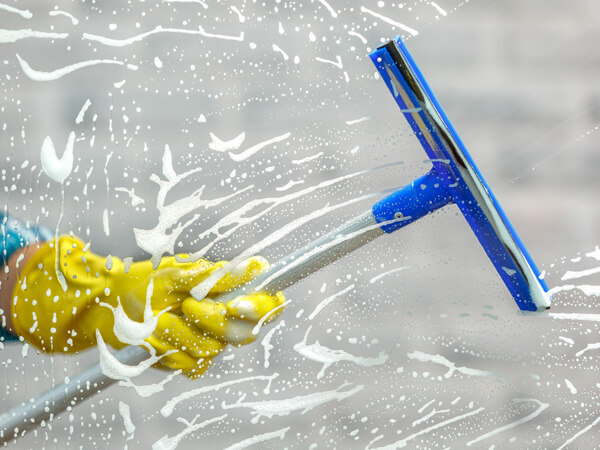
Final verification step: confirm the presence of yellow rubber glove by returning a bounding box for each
[11,235,284,379]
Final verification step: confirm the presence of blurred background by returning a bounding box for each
[1,0,599,448]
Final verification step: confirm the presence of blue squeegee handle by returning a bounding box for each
[372,169,453,233]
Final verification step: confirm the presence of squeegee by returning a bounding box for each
[0,37,551,441]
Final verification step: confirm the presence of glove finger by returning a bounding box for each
[226,292,285,323]
[181,297,256,345]
[183,358,213,380]
[154,312,225,359]
[209,257,270,294]
[145,335,200,372]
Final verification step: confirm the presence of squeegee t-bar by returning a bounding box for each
[0,37,551,442]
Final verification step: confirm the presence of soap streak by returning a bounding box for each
[407,350,501,379]
[75,99,92,124]
[369,407,485,449]
[0,3,32,19]
[466,399,549,446]
[575,342,600,357]
[209,132,245,151]
[316,0,338,18]
[370,265,412,284]
[348,30,367,44]
[261,320,286,368]
[49,10,79,25]
[83,25,243,47]
[16,54,135,81]
[228,132,291,161]
[223,427,290,450]
[160,373,279,417]
[561,266,600,281]
[0,29,66,43]
[221,382,363,424]
[164,0,208,7]
[412,408,450,427]
[360,6,419,36]
[557,414,600,450]
[293,326,388,379]
[308,284,355,320]
[152,415,227,450]
[292,152,323,165]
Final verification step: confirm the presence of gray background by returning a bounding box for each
[1,0,599,448]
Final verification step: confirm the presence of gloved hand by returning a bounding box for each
[11,235,284,379]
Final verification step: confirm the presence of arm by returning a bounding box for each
[0,246,37,334]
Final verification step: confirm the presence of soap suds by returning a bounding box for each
[209,132,245,152]
[221,382,363,423]
[223,427,290,450]
[294,326,388,379]
[0,29,67,43]
[40,132,75,184]
[161,373,279,417]
[83,26,244,47]
[17,54,136,81]
[119,401,136,434]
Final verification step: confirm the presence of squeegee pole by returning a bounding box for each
[0,208,392,442]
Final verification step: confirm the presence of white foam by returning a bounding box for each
[345,116,371,125]
[430,1,448,16]
[49,10,79,25]
[96,332,162,380]
[115,187,145,207]
[221,382,363,424]
[102,209,110,236]
[407,350,500,379]
[16,54,135,81]
[75,99,92,124]
[586,246,600,261]
[360,6,419,36]
[230,5,245,23]
[223,427,290,450]
[466,399,548,446]
[261,320,286,368]
[83,25,243,47]
[561,266,600,281]
[557,415,600,450]
[308,284,354,320]
[0,3,32,19]
[228,132,291,162]
[133,145,252,266]
[118,401,136,434]
[564,379,577,395]
[294,326,388,379]
[101,280,170,346]
[40,132,74,184]
[315,55,343,69]
[369,265,412,284]
[275,179,305,192]
[164,0,207,7]
[348,30,367,44]
[160,373,279,417]
[0,29,66,43]
[369,407,485,449]
[152,415,226,450]
[292,152,323,165]
[316,0,338,18]
[575,342,600,357]
[209,131,245,152]
[272,44,289,61]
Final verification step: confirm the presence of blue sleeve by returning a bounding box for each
[1,210,53,342]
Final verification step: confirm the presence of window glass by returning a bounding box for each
[0,0,598,448]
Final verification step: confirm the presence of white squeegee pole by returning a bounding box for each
[0,210,383,443]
